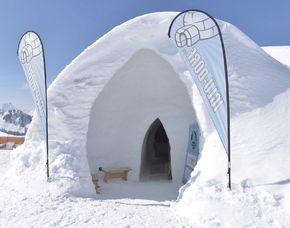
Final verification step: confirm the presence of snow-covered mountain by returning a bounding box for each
[0,103,32,136]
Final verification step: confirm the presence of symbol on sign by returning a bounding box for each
[175,11,219,47]
[20,32,42,64]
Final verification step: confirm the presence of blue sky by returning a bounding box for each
[0,0,290,112]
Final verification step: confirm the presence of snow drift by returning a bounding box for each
[6,11,290,219]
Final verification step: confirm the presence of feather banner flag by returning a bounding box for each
[168,10,231,188]
[17,31,49,178]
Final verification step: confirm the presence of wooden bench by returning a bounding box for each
[91,173,100,194]
[102,168,131,182]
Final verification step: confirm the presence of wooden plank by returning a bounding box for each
[102,167,131,182]
[0,137,25,145]
[91,173,100,194]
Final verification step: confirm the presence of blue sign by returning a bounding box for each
[183,123,200,184]
[169,10,230,155]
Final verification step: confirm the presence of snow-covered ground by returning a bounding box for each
[1,12,290,227]
[0,131,10,137]
[0,150,183,227]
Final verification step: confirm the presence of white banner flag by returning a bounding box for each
[17,31,49,178]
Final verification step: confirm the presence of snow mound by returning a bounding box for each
[263,46,290,67]
[6,11,290,222]
[177,88,290,226]
[222,23,290,114]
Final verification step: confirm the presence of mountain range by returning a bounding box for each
[0,103,32,136]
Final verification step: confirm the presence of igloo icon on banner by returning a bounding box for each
[20,32,42,64]
[175,12,219,47]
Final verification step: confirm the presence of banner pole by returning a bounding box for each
[45,71,49,180]
[41,37,50,180]
[218,24,231,190]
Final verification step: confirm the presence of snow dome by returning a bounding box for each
[14,12,290,199]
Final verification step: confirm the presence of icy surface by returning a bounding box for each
[0,12,290,227]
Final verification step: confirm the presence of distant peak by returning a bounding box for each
[2,102,15,112]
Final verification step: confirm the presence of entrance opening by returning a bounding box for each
[140,118,172,181]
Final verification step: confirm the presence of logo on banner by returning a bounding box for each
[20,33,42,64]
[175,12,223,112]
[175,12,219,47]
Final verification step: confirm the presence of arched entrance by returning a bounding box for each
[140,119,172,180]
[86,49,198,182]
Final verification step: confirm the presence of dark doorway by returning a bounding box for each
[140,119,172,180]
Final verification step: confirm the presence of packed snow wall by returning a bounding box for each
[12,12,290,197]
[87,49,197,181]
